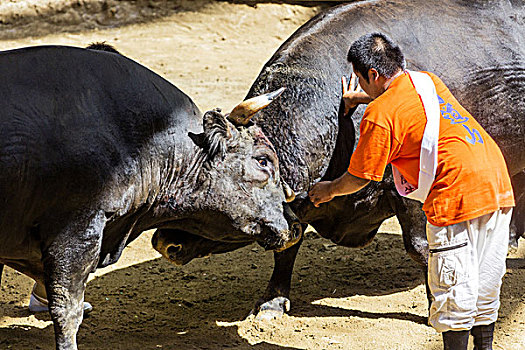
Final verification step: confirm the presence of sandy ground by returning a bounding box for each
[0,1,524,349]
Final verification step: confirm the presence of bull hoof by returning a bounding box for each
[251,297,290,321]
[29,292,93,315]
[509,241,519,255]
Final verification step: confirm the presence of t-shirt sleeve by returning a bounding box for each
[348,119,395,182]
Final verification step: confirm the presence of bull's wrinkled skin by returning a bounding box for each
[249,0,525,314]
[154,0,525,317]
[0,45,300,350]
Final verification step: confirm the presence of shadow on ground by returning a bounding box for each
[1,232,523,349]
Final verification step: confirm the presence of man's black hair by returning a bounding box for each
[347,32,405,83]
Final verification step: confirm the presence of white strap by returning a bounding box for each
[392,71,440,203]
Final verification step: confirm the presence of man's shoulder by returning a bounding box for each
[367,76,417,115]
[366,74,428,131]
[420,71,447,88]
[363,97,396,130]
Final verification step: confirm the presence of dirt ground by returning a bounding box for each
[0,1,524,349]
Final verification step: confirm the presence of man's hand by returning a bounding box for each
[342,73,372,115]
[309,172,371,207]
[309,181,334,207]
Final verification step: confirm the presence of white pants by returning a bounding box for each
[426,208,512,332]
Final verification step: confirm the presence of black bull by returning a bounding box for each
[0,45,301,350]
[154,0,525,315]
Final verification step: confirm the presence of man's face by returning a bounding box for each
[354,69,374,98]
[352,66,388,100]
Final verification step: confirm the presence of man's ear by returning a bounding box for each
[369,68,379,82]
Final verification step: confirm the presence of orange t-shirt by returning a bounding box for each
[348,71,515,226]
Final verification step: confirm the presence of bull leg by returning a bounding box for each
[0,263,3,286]
[400,214,433,318]
[423,270,433,323]
[252,226,305,320]
[510,172,524,252]
[41,210,105,350]
[394,198,428,266]
[390,195,433,318]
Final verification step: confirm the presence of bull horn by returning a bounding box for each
[228,87,286,126]
[282,178,296,203]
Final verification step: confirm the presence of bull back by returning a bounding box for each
[246,0,525,241]
[249,0,525,192]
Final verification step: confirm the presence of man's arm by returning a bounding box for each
[309,171,370,207]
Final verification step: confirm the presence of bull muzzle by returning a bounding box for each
[152,230,185,265]
[275,203,302,252]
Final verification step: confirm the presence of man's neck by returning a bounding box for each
[385,69,404,90]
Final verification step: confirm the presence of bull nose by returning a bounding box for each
[166,244,182,260]
[283,203,301,238]
[275,222,302,252]
[152,232,185,266]
[272,203,302,252]
[291,220,302,241]
[152,230,180,258]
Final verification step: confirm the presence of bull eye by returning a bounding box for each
[255,156,270,168]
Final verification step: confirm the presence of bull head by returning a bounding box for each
[188,87,296,204]
[189,87,287,162]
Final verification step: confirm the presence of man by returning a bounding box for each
[309,32,514,350]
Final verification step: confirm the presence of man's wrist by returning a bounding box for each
[357,92,372,104]
[328,178,340,198]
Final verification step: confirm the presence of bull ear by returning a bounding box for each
[188,132,206,149]
[190,108,231,160]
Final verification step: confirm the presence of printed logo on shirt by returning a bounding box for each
[399,172,417,194]
[438,95,484,145]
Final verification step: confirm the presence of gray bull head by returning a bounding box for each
[158,88,300,253]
